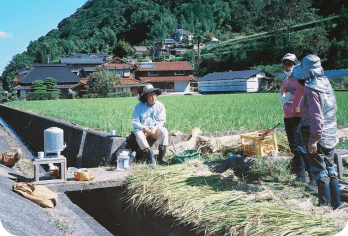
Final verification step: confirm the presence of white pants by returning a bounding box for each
[134,127,168,150]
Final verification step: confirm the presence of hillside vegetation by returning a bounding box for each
[2,0,348,88]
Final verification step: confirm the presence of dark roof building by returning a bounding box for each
[173,29,193,42]
[60,53,111,77]
[19,64,80,85]
[16,64,81,99]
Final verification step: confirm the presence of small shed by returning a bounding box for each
[132,46,148,56]
[198,70,274,93]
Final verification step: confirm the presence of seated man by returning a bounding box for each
[132,83,168,165]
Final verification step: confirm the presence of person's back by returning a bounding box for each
[293,54,341,209]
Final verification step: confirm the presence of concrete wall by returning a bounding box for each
[0,105,125,168]
[0,105,189,168]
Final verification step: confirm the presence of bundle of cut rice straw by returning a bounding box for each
[126,161,348,236]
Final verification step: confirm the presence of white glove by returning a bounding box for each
[280,92,292,104]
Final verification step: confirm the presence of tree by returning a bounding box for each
[0,88,8,103]
[292,27,331,57]
[45,77,60,99]
[204,32,213,43]
[89,69,123,97]
[262,0,316,43]
[31,80,46,93]
[112,41,134,58]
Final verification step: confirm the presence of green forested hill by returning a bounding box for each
[2,0,348,89]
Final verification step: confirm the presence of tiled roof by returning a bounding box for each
[139,75,196,82]
[122,78,141,84]
[100,57,134,68]
[174,29,193,36]
[102,63,132,68]
[60,57,105,64]
[133,46,148,52]
[19,64,80,85]
[136,61,193,71]
[165,39,177,44]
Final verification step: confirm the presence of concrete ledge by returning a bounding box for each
[0,105,189,168]
[45,167,130,193]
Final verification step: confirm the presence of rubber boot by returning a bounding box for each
[144,148,156,166]
[158,145,168,165]
[289,154,307,184]
[307,170,317,191]
[329,175,342,210]
[317,177,331,207]
[300,152,316,190]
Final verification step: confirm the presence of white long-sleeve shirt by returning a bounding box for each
[132,101,166,132]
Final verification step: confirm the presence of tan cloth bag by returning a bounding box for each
[74,171,95,181]
[12,182,58,208]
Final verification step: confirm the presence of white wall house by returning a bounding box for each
[198,70,274,93]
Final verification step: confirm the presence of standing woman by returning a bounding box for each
[292,54,341,209]
[280,53,308,183]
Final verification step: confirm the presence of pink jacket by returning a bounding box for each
[280,76,304,118]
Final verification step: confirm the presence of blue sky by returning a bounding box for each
[0,0,87,76]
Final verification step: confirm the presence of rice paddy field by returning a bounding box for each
[5,92,348,136]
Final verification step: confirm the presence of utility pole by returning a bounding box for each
[197,35,201,73]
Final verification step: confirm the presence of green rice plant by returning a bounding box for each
[337,139,348,149]
[6,92,348,136]
[126,161,348,236]
[276,133,292,156]
[247,156,293,182]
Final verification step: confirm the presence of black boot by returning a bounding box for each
[158,145,168,165]
[289,154,307,184]
[142,148,156,165]
[329,174,342,210]
[317,177,331,207]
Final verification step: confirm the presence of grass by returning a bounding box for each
[126,159,348,236]
[6,91,348,136]
[337,139,348,149]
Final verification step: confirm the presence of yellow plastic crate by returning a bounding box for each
[241,131,278,157]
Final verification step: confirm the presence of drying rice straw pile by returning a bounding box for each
[126,161,348,236]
